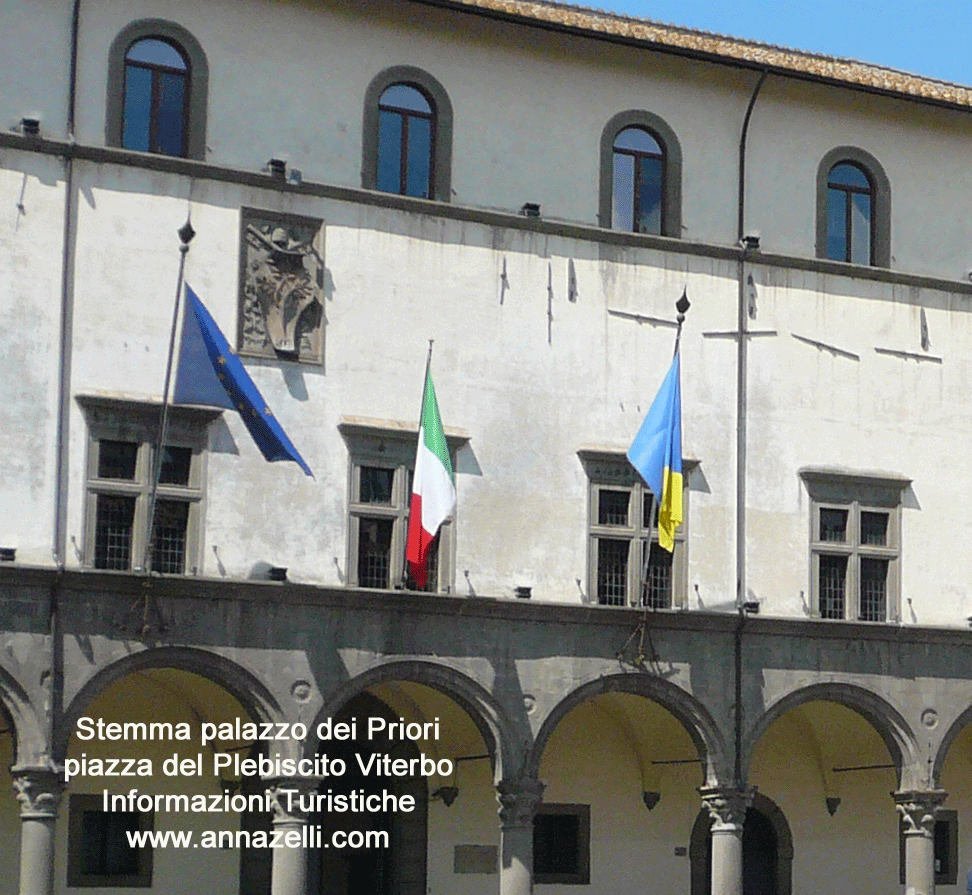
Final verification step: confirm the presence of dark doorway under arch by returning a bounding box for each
[313,692,428,895]
[690,792,793,895]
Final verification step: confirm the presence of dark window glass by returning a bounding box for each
[123,38,189,157]
[612,126,664,235]
[642,492,660,528]
[598,490,629,526]
[360,467,394,505]
[80,810,140,876]
[376,109,403,193]
[612,152,635,232]
[406,115,433,199]
[597,539,628,606]
[159,446,192,486]
[94,495,136,570]
[358,518,393,588]
[643,540,673,609]
[934,818,952,878]
[819,508,848,542]
[819,554,847,619]
[860,511,889,546]
[826,162,872,264]
[152,500,189,575]
[376,84,434,198]
[121,65,152,152]
[534,814,581,876]
[156,70,187,156]
[405,531,439,593]
[98,441,138,480]
[859,558,887,621]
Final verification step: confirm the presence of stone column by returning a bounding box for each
[699,786,752,895]
[895,790,947,895]
[496,776,544,895]
[267,778,317,895]
[12,767,65,895]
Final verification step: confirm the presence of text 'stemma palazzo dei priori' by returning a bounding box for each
[4,1,972,893]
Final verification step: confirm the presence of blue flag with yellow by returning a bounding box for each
[627,351,682,551]
[173,286,313,477]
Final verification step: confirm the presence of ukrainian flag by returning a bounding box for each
[627,352,683,551]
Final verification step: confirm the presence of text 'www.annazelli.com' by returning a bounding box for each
[126,827,390,850]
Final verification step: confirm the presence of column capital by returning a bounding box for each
[699,785,753,832]
[894,789,947,837]
[265,777,318,826]
[496,776,545,829]
[11,767,65,820]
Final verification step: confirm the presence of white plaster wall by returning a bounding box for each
[7,0,972,620]
[8,0,972,276]
[0,152,66,564]
[8,153,972,621]
[0,0,69,137]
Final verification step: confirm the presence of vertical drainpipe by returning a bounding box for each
[48,0,81,768]
[54,0,81,569]
[734,68,767,788]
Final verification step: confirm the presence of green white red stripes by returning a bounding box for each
[406,368,456,589]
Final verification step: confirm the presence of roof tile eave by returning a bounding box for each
[439,0,972,109]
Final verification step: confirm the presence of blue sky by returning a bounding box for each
[588,1,971,86]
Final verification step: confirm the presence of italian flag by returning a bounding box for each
[406,367,456,589]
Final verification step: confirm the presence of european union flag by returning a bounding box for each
[173,286,313,477]
[627,351,682,551]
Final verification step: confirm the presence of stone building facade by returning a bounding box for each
[3,1,972,893]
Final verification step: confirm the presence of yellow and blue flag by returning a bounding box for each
[627,351,682,551]
[173,286,313,476]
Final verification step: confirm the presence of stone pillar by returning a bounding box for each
[267,778,316,895]
[497,776,544,895]
[699,786,752,895]
[12,767,65,895]
[895,790,947,895]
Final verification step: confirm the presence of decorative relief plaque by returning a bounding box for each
[238,208,324,363]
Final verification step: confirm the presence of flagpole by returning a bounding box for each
[402,340,434,588]
[143,219,196,573]
[639,289,690,607]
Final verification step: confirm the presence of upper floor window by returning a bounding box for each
[816,147,890,267]
[801,469,909,622]
[123,38,189,156]
[106,20,209,160]
[582,452,687,609]
[377,84,434,198]
[341,422,458,593]
[600,110,682,238]
[79,397,215,575]
[826,162,872,264]
[362,66,453,202]
[612,127,664,234]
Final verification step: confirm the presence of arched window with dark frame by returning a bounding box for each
[826,162,873,264]
[362,66,453,203]
[122,38,189,157]
[599,110,682,238]
[376,84,434,199]
[106,20,209,161]
[612,126,665,235]
[816,146,891,267]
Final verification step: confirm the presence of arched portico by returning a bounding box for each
[55,645,283,762]
[528,672,730,785]
[310,658,516,780]
[742,681,918,789]
[525,673,730,895]
[311,659,520,895]
[745,683,930,895]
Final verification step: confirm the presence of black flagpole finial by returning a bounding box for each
[676,287,690,319]
[178,218,196,246]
